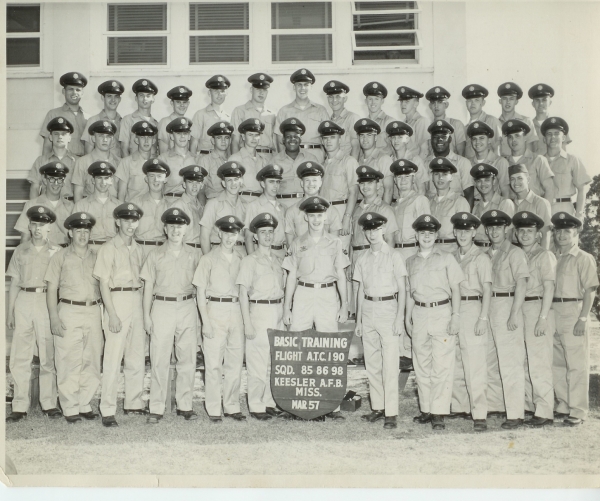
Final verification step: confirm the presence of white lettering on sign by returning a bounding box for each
[275,351,302,361]
[274,365,294,375]
[302,337,348,349]
[274,336,298,347]
[295,387,321,397]
[274,377,316,387]
[291,400,320,410]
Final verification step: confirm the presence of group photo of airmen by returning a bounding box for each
[5,68,598,433]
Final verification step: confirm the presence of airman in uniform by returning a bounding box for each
[387,121,428,196]
[406,214,464,430]
[363,82,395,154]
[462,84,502,160]
[528,84,572,155]
[396,86,429,158]
[324,80,360,159]
[169,165,207,251]
[354,212,406,430]
[82,80,124,158]
[6,206,61,423]
[119,79,159,157]
[552,212,599,426]
[497,82,538,156]
[355,118,394,203]
[93,203,146,427]
[141,208,201,424]
[237,213,286,420]
[194,215,246,422]
[45,212,103,423]
[198,121,235,200]
[158,86,193,154]
[158,117,198,199]
[425,86,466,157]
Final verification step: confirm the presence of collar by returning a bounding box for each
[98,109,122,121]
[36,193,65,207]
[396,189,417,201]
[325,148,345,162]
[291,99,317,111]
[258,194,281,209]
[181,192,199,206]
[556,243,582,258]
[86,190,116,203]
[141,191,165,203]
[244,100,272,114]
[166,148,192,158]
[547,149,568,160]
[112,232,138,249]
[331,108,349,121]
[132,109,153,120]
[359,196,384,209]
[468,110,488,124]
[370,109,388,122]
[299,229,335,246]
[405,110,422,123]
[524,242,544,259]
[498,238,514,255]
[417,246,443,258]
[158,241,194,257]
[210,149,228,160]
[65,244,94,260]
[46,150,75,162]
[454,242,480,260]
[216,190,239,205]
[23,240,56,253]
[61,102,83,113]
[370,241,391,255]
[499,112,525,123]
[510,149,534,161]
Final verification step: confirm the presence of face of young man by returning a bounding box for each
[172,99,190,116]
[135,134,157,153]
[49,130,72,149]
[29,221,51,243]
[516,226,538,247]
[102,93,121,112]
[165,223,187,243]
[136,92,155,111]
[301,175,322,196]
[306,211,326,231]
[532,96,551,115]
[365,96,384,114]
[251,87,268,104]
[43,175,64,197]
[92,132,114,152]
[474,175,495,197]
[470,134,490,155]
[327,93,346,113]
[390,134,410,151]
[554,227,578,248]
[507,131,526,152]
[394,173,413,192]
[432,171,452,191]
[321,134,341,153]
[261,178,281,198]
[69,227,91,248]
[485,224,508,244]
[365,225,385,245]
[454,227,476,247]
[417,230,436,250]
[209,88,228,106]
[242,131,261,149]
[358,179,378,199]
[183,179,203,197]
[431,132,452,155]
[92,175,112,195]
[500,95,518,114]
[256,226,274,248]
[429,100,448,118]
[283,130,301,154]
[222,176,242,195]
[63,85,83,105]
[543,129,564,150]
[172,131,190,149]
[509,172,529,195]
[358,133,377,151]
[219,229,240,249]
[116,217,138,238]
[399,98,418,116]
[294,82,311,100]
[145,172,167,193]
[466,97,484,116]
[212,134,231,152]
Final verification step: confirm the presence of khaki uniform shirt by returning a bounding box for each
[406,247,465,302]
[546,150,591,200]
[244,195,287,246]
[487,239,530,293]
[197,150,228,199]
[141,243,199,296]
[553,245,599,299]
[114,151,152,201]
[369,109,396,153]
[353,241,407,297]
[236,250,285,301]
[71,149,120,198]
[199,191,246,245]
[45,245,100,302]
[157,112,180,151]
[157,149,198,195]
[7,241,61,288]
[321,149,359,202]
[428,191,470,239]
[170,193,204,245]
[193,245,241,298]
[271,149,318,196]
[393,191,431,244]
[28,151,76,198]
[231,101,276,151]
[405,111,429,158]
[330,108,360,156]
[81,110,123,159]
[92,233,144,289]
[284,196,342,239]
[73,192,120,241]
[275,100,330,145]
[130,192,170,242]
[15,194,74,246]
[40,103,87,156]
[227,148,270,193]
[513,190,552,229]
[452,244,492,297]
[524,243,556,297]
[191,105,231,153]
[119,110,159,157]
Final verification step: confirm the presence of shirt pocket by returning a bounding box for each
[297,248,316,277]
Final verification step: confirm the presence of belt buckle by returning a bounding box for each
[85,300,92,306]
[36,287,43,293]
[373,296,381,302]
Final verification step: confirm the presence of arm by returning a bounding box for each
[244,229,256,255]
[540,226,551,250]
[574,182,590,219]
[142,280,154,336]
[507,277,527,330]
[463,186,475,210]
[20,231,31,244]
[200,225,212,256]
[47,282,65,337]
[29,182,41,200]
[231,133,242,154]
[239,285,256,340]
[541,176,555,205]
[535,280,555,337]
[340,184,359,236]
[275,134,284,154]
[42,137,53,156]
[100,278,122,333]
[355,282,364,337]
[195,282,214,338]
[455,141,466,157]
[84,141,94,155]
[283,267,297,326]
[574,287,597,336]
[335,262,348,324]
[383,176,394,205]
[475,281,491,336]
[6,279,20,330]
[448,281,461,335]
[117,178,127,201]
[350,138,360,160]
[74,185,84,203]
[189,137,199,156]
[393,274,406,336]
[285,232,295,248]
[405,276,414,337]
[120,141,130,158]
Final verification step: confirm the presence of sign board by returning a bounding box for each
[268,329,353,420]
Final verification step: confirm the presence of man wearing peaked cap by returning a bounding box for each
[41,73,87,157]
[158,117,197,198]
[236,211,286,420]
[275,69,329,163]
[199,121,235,200]
[397,86,429,158]
[405,213,465,430]
[541,117,590,217]
[191,75,232,157]
[482,207,530,429]
[498,83,538,157]
[93,201,146,427]
[170,166,208,252]
[355,119,394,203]
[529,84,572,155]
[158,86,193,154]
[387,121,428,197]
[353,211,406,430]
[6,205,62,423]
[551,210,598,426]
[426,86,467,157]
[193,214,246,422]
[44,210,103,424]
[140,206,201,425]
[323,80,360,160]
[231,74,276,159]
[462,84,502,161]
[511,210,557,428]
[120,79,159,158]
[361,82,395,154]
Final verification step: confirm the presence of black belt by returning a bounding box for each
[461,295,481,301]
[300,144,322,150]
[136,240,164,246]
[208,296,239,303]
[352,245,370,251]
[63,196,74,201]
[330,199,348,206]
[211,241,244,246]
[165,193,183,198]
[365,294,397,302]
[553,297,582,303]
[492,292,514,298]
[21,287,47,293]
[554,197,572,203]
[271,244,285,250]
[239,191,261,197]
[435,238,457,244]
[186,242,202,249]
[59,243,69,248]
[298,281,335,289]
[256,147,273,153]
[474,241,492,247]
[88,240,107,245]
[59,298,102,306]
[198,150,211,155]
[277,193,304,199]
[110,287,141,292]
[415,299,450,308]
[525,296,543,302]
[395,242,418,248]
[154,294,195,302]
[250,298,283,304]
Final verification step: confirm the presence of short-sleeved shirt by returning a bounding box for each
[92,232,144,288]
[392,191,431,244]
[367,110,396,153]
[487,238,530,293]
[472,193,515,243]
[81,110,123,159]
[470,149,510,196]
[330,108,360,156]
[197,150,229,199]
[28,151,76,198]
[405,111,430,157]
[275,100,330,145]
[406,247,465,302]
[72,192,120,241]
[169,193,204,245]
[321,149,359,202]
[523,243,557,296]
[236,250,285,301]
[6,241,61,288]
[553,245,599,299]
[425,151,474,196]
[351,197,397,250]
[191,105,231,152]
[282,231,350,283]
[505,150,554,199]
[452,244,492,297]
[513,190,552,229]
[114,151,152,201]
[358,148,393,179]
[533,118,572,156]
[157,149,197,195]
[424,116,467,157]
[119,110,158,157]
[15,194,74,246]
[71,149,120,198]
[465,111,502,160]
[199,191,246,245]
[140,242,200,296]
[244,195,287,246]
[546,150,591,199]
[271,149,318,196]
[157,112,180,150]
[130,192,170,242]
[428,191,470,239]
[227,148,270,193]
[193,245,241,298]
[353,241,407,297]
[44,245,100,302]
[284,196,342,239]
[499,113,538,157]
[40,103,87,156]
[390,150,428,198]
[231,101,276,151]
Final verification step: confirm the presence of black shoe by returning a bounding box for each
[326,411,345,421]
[347,358,357,366]
[554,411,569,420]
[79,411,99,420]
[42,408,62,419]
[563,417,584,427]
[224,412,246,421]
[124,408,149,416]
[250,412,272,421]
[6,411,26,423]
[65,415,82,424]
[102,416,119,427]
[400,356,413,371]
[177,410,198,421]
[413,412,432,424]
[146,413,163,424]
[473,419,487,432]
[488,411,507,419]
[279,411,296,420]
[525,410,535,418]
[447,412,471,420]
[431,414,445,430]
[265,407,283,417]
[208,415,222,423]
[383,416,397,429]
[361,410,385,423]
[501,418,523,430]
[524,416,553,428]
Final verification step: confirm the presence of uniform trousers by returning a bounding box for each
[290,284,339,333]
[489,296,525,419]
[149,299,198,415]
[328,202,353,316]
[55,302,103,417]
[203,301,245,416]
[395,245,419,359]
[246,303,282,413]
[9,292,58,412]
[553,301,589,420]
[361,299,400,416]
[451,300,489,419]
[523,301,555,419]
[411,303,456,415]
[99,290,145,417]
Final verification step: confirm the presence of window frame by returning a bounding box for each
[6,3,48,75]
